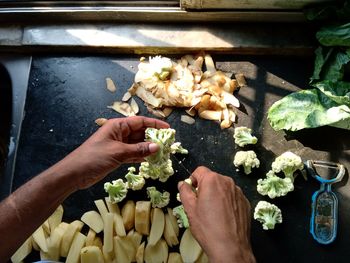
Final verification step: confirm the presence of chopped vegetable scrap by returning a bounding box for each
[129,54,243,129]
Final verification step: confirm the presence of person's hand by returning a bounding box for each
[53,116,169,189]
[178,166,255,263]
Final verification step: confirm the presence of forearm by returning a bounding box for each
[0,161,78,261]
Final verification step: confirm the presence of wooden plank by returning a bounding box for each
[181,0,331,10]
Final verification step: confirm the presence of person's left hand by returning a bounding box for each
[52,116,169,189]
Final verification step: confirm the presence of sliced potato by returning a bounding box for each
[130,230,143,250]
[93,237,103,250]
[47,226,65,261]
[204,54,216,74]
[60,222,80,257]
[106,77,117,92]
[130,98,139,114]
[105,197,121,214]
[136,241,145,263]
[11,236,32,263]
[135,201,151,235]
[164,213,179,247]
[33,226,48,253]
[196,251,209,263]
[103,213,114,254]
[66,232,86,263]
[181,115,195,125]
[113,236,132,263]
[180,229,202,263]
[85,228,96,247]
[114,213,126,237]
[71,220,84,232]
[94,199,109,222]
[144,239,168,263]
[166,208,179,237]
[122,200,135,231]
[80,246,104,263]
[108,101,135,117]
[149,208,165,246]
[42,220,50,236]
[48,205,64,233]
[122,91,132,102]
[168,252,183,263]
[199,110,222,121]
[81,211,104,233]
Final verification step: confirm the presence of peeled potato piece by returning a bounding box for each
[180,229,202,263]
[80,246,104,263]
[135,201,151,235]
[149,208,165,246]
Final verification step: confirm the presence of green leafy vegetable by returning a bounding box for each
[268,81,350,131]
[268,1,350,131]
[310,47,334,83]
[316,22,350,47]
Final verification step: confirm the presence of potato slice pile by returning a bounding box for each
[11,198,208,263]
[127,53,245,129]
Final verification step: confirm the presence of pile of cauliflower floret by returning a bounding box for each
[232,126,305,230]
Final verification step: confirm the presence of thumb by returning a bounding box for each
[178,181,197,212]
[120,142,159,162]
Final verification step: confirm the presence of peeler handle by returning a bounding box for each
[310,184,338,245]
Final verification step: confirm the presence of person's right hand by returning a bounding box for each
[178,166,255,263]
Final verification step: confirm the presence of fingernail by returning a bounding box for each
[148,143,159,153]
[177,181,184,190]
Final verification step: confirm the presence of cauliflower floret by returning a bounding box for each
[146,186,170,208]
[139,160,174,182]
[257,170,294,199]
[141,128,186,182]
[125,167,145,191]
[173,205,189,228]
[254,201,282,230]
[271,151,304,182]
[233,150,260,175]
[170,142,188,154]
[233,126,258,147]
[104,179,128,203]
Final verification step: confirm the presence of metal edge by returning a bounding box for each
[0,8,306,23]
[0,56,32,199]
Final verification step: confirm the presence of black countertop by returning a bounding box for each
[11,55,350,262]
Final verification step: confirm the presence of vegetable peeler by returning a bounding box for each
[304,160,345,245]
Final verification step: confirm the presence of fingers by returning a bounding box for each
[178,181,197,213]
[117,142,159,163]
[125,116,170,131]
[190,166,213,187]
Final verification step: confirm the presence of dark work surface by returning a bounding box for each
[12,55,350,262]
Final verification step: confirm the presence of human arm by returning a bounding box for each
[178,166,255,263]
[0,116,169,261]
